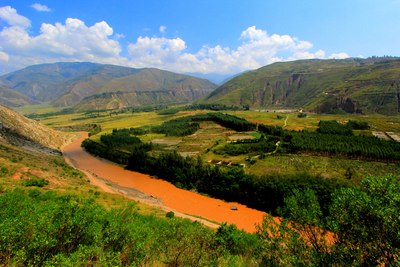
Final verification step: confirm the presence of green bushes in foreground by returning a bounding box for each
[259,175,400,266]
[0,189,259,266]
[1,176,397,266]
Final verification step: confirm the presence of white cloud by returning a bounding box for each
[128,36,186,67]
[0,7,350,75]
[328,52,350,59]
[0,15,122,73]
[159,25,167,34]
[31,3,51,12]
[0,6,31,28]
[0,51,9,61]
[125,26,348,74]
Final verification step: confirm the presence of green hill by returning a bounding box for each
[0,62,216,109]
[202,58,400,114]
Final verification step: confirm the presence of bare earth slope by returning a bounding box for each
[0,104,67,152]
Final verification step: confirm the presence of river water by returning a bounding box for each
[62,133,266,232]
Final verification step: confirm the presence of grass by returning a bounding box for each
[27,108,400,182]
[15,103,63,115]
[0,139,166,218]
[244,155,400,182]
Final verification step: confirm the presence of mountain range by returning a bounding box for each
[0,62,216,110]
[202,57,400,114]
[1,58,400,114]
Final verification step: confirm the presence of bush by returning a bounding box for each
[166,211,175,218]
[318,120,353,135]
[0,189,262,266]
[0,166,8,176]
[22,178,49,187]
[297,113,307,118]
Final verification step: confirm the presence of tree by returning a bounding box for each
[329,175,400,266]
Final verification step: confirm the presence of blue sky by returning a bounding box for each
[0,0,399,75]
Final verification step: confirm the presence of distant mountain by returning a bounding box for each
[0,86,37,107]
[75,69,215,111]
[202,58,400,114]
[0,104,67,153]
[0,62,217,110]
[184,72,235,85]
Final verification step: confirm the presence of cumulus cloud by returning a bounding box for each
[0,6,31,28]
[128,36,186,67]
[0,8,123,72]
[126,26,348,74]
[31,3,51,12]
[0,7,349,75]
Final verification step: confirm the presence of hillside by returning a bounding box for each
[0,62,216,109]
[202,58,400,114]
[0,86,37,107]
[0,104,67,152]
[75,69,215,110]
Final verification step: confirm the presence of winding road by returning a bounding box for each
[62,133,267,232]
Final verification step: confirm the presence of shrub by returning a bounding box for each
[22,178,49,187]
[166,211,175,218]
[0,166,8,176]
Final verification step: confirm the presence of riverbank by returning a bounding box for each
[62,132,266,232]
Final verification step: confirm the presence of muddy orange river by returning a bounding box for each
[62,133,266,232]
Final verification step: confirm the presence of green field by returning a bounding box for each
[28,107,400,181]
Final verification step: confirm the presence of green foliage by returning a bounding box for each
[257,214,316,266]
[131,112,256,137]
[127,149,350,214]
[165,211,175,218]
[0,189,262,266]
[258,124,285,137]
[329,175,400,266]
[347,120,370,130]
[100,131,141,149]
[256,175,400,266]
[152,119,200,136]
[22,178,49,187]
[0,166,8,177]
[185,103,246,111]
[216,223,261,256]
[297,112,307,118]
[318,120,353,135]
[290,131,400,161]
[215,139,276,156]
[26,108,74,119]
[81,139,133,165]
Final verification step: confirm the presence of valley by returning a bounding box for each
[31,107,400,182]
[2,0,400,264]
[1,58,399,266]
[62,132,266,232]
